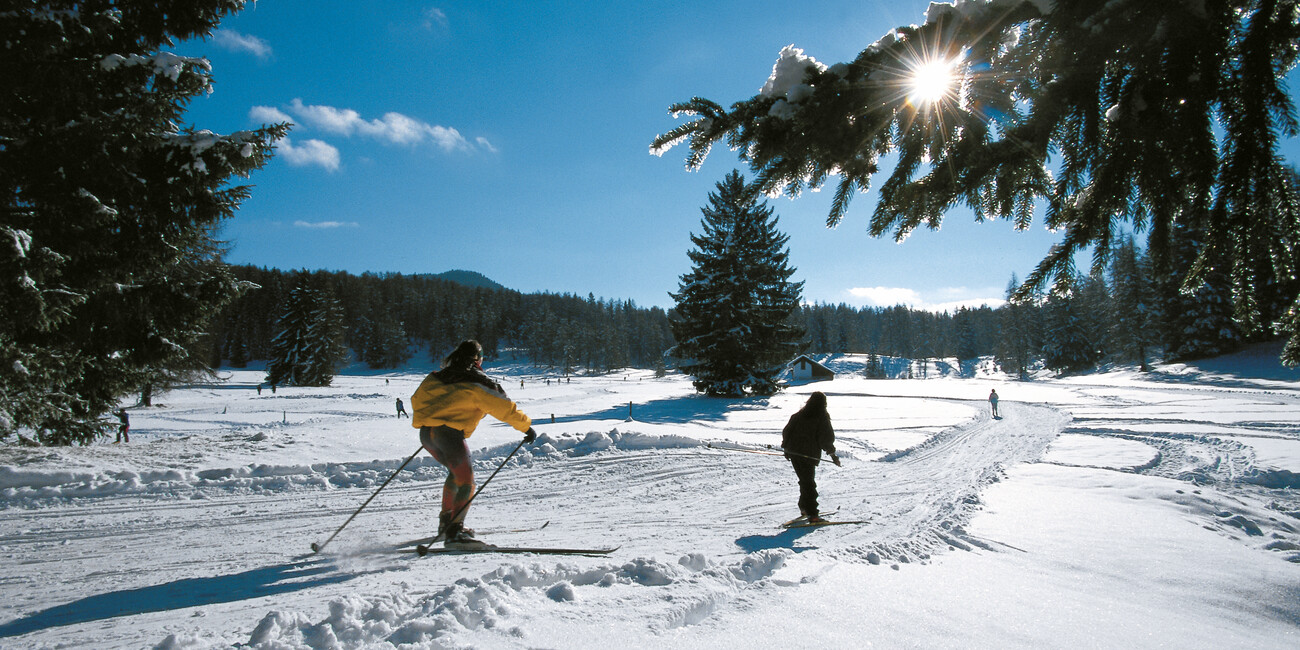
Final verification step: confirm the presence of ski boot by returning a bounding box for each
[439,515,479,547]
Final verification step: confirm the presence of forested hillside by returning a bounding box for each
[209,234,1271,381]
[207,265,675,374]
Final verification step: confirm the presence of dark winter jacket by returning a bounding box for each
[781,407,835,465]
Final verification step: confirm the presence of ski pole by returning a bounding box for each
[311,445,423,554]
[417,435,530,554]
[705,442,830,464]
[764,444,836,464]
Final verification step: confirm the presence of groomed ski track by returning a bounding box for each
[0,390,1068,648]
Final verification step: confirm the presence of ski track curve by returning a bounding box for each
[1044,379,1300,566]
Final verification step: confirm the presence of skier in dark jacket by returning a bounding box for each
[780,391,840,522]
[411,340,536,544]
[114,408,130,443]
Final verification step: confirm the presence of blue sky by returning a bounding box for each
[183,0,1300,311]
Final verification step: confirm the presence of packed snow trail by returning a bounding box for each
[1,363,1297,648]
[0,393,1065,648]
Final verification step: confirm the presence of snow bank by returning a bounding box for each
[237,549,789,648]
[0,429,704,507]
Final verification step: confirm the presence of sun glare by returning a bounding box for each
[908,58,956,105]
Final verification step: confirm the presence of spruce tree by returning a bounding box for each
[954,307,979,376]
[654,0,1300,364]
[0,1,285,443]
[1041,286,1099,375]
[1076,270,1113,360]
[670,170,805,396]
[865,352,886,379]
[996,275,1039,379]
[1108,236,1155,369]
[267,286,347,387]
[1162,220,1241,360]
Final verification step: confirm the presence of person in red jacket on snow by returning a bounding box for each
[411,340,536,544]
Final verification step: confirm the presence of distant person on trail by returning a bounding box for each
[115,408,130,443]
[989,389,1000,418]
[395,398,407,418]
[410,340,537,544]
[780,391,840,523]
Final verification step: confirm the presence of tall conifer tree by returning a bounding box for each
[0,1,285,443]
[654,0,1300,365]
[1108,236,1155,369]
[1041,286,1099,374]
[266,286,347,387]
[670,170,805,396]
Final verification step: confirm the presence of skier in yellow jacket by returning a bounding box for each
[411,340,536,543]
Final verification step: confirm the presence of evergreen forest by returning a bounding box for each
[211,227,1259,383]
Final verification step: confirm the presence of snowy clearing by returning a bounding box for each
[1,350,1298,648]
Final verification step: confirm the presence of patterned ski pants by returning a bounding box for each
[420,425,475,522]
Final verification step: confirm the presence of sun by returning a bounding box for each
[908,57,958,105]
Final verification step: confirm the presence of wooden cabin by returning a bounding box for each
[790,355,834,382]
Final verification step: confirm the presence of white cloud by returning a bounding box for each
[476,136,498,153]
[212,30,272,59]
[286,99,470,150]
[250,105,293,124]
[275,137,340,171]
[422,7,449,30]
[847,286,1004,312]
[849,286,923,307]
[293,220,360,229]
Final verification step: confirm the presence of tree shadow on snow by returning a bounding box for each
[549,394,770,426]
[0,557,352,638]
[734,527,819,554]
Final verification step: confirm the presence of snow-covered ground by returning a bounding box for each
[1,348,1298,649]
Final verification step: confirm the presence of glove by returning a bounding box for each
[831,453,842,467]
[523,428,537,444]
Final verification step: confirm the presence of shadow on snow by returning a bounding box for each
[549,394,776,426]
[0,558,352,638]
[734,526,819,554]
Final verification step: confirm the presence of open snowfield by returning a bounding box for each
[1,349,1298,649]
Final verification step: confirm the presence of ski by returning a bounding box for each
[393,521,550,550]
[778,509,840,528]
[406,542,617,557]
[781,519,869,529]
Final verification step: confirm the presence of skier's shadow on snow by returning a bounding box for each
[734,527,819,554]
[0,558,351,638]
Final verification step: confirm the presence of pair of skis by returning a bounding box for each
[407,541,618,557]
[779,512,870,529]
[393,522,617,557]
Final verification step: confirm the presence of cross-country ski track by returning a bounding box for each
[1,362,1298,648]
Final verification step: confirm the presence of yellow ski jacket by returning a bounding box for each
[410,372,531,437]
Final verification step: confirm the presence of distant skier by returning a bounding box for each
[395,398,408,418]
[114,408,130,443]
[780,391,840,523]
[989,389,1000,418]
[411,340,537,544]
